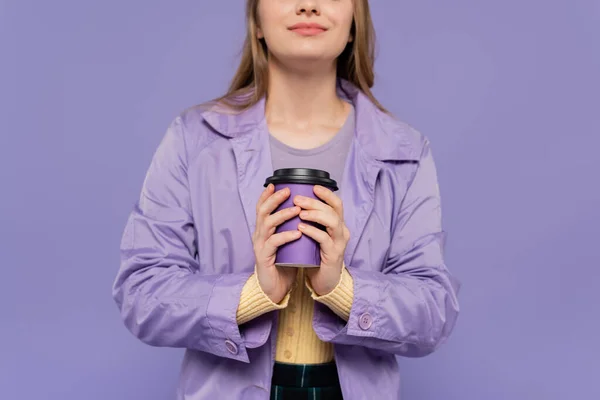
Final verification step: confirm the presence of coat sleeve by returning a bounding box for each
[311,140,460,357]
[112,117,272,363]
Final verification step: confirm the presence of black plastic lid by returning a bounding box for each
[264,168,338,191]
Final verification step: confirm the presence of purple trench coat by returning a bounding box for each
[113,80,460,399]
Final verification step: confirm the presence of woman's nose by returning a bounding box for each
[296,0,321,16]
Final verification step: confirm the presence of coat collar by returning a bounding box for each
[201,79,422,162]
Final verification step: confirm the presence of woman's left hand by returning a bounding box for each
[294,185,350,296]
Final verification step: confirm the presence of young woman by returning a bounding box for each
[113,0,460,399]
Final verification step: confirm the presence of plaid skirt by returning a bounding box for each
[270,361,343,400]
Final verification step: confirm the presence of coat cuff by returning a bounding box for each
[236,270,290,325]
[306,266,354,321]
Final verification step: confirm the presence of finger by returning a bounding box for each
[264,206,301,231]
[255,184,275,227]
[313,185,343,217]
[293,194,329,212]
[258,187,290,219]
[298,223,333,248]
[256,184,274,212]
[299,209,339,232]
[343,225,351,242]
[264,229,302,254]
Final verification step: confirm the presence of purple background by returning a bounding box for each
[1,1,599,399]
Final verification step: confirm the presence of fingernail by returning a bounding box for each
[298,223,306,230]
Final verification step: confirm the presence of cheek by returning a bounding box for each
[325,6,355,41]
[257,1,294,36]
[331,21,354,49]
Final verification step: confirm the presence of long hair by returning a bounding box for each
[213,0,386,113]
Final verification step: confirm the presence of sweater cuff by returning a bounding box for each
[236,271,290,325]
[306,266,354,321]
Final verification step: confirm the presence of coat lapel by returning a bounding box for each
[202,97,274,238]
[336,80,420,266]
[341,140,382,266]
[231,119,273,236]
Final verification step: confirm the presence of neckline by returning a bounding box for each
[269,105,355,157]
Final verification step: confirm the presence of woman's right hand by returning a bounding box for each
[252,184,302,304]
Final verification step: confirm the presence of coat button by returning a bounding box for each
[358,313,373,330]
[225,340,238,355]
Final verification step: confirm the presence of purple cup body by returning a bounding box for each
[273,183,323,268]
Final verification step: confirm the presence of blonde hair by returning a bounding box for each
[213,0,386,113]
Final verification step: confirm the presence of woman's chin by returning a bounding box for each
[273,52,338,70]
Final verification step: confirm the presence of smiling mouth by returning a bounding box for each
[288,23,327,36]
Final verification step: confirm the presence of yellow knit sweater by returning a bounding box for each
[236,266,354,364]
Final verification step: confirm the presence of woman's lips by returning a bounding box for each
[289,23,327,36]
